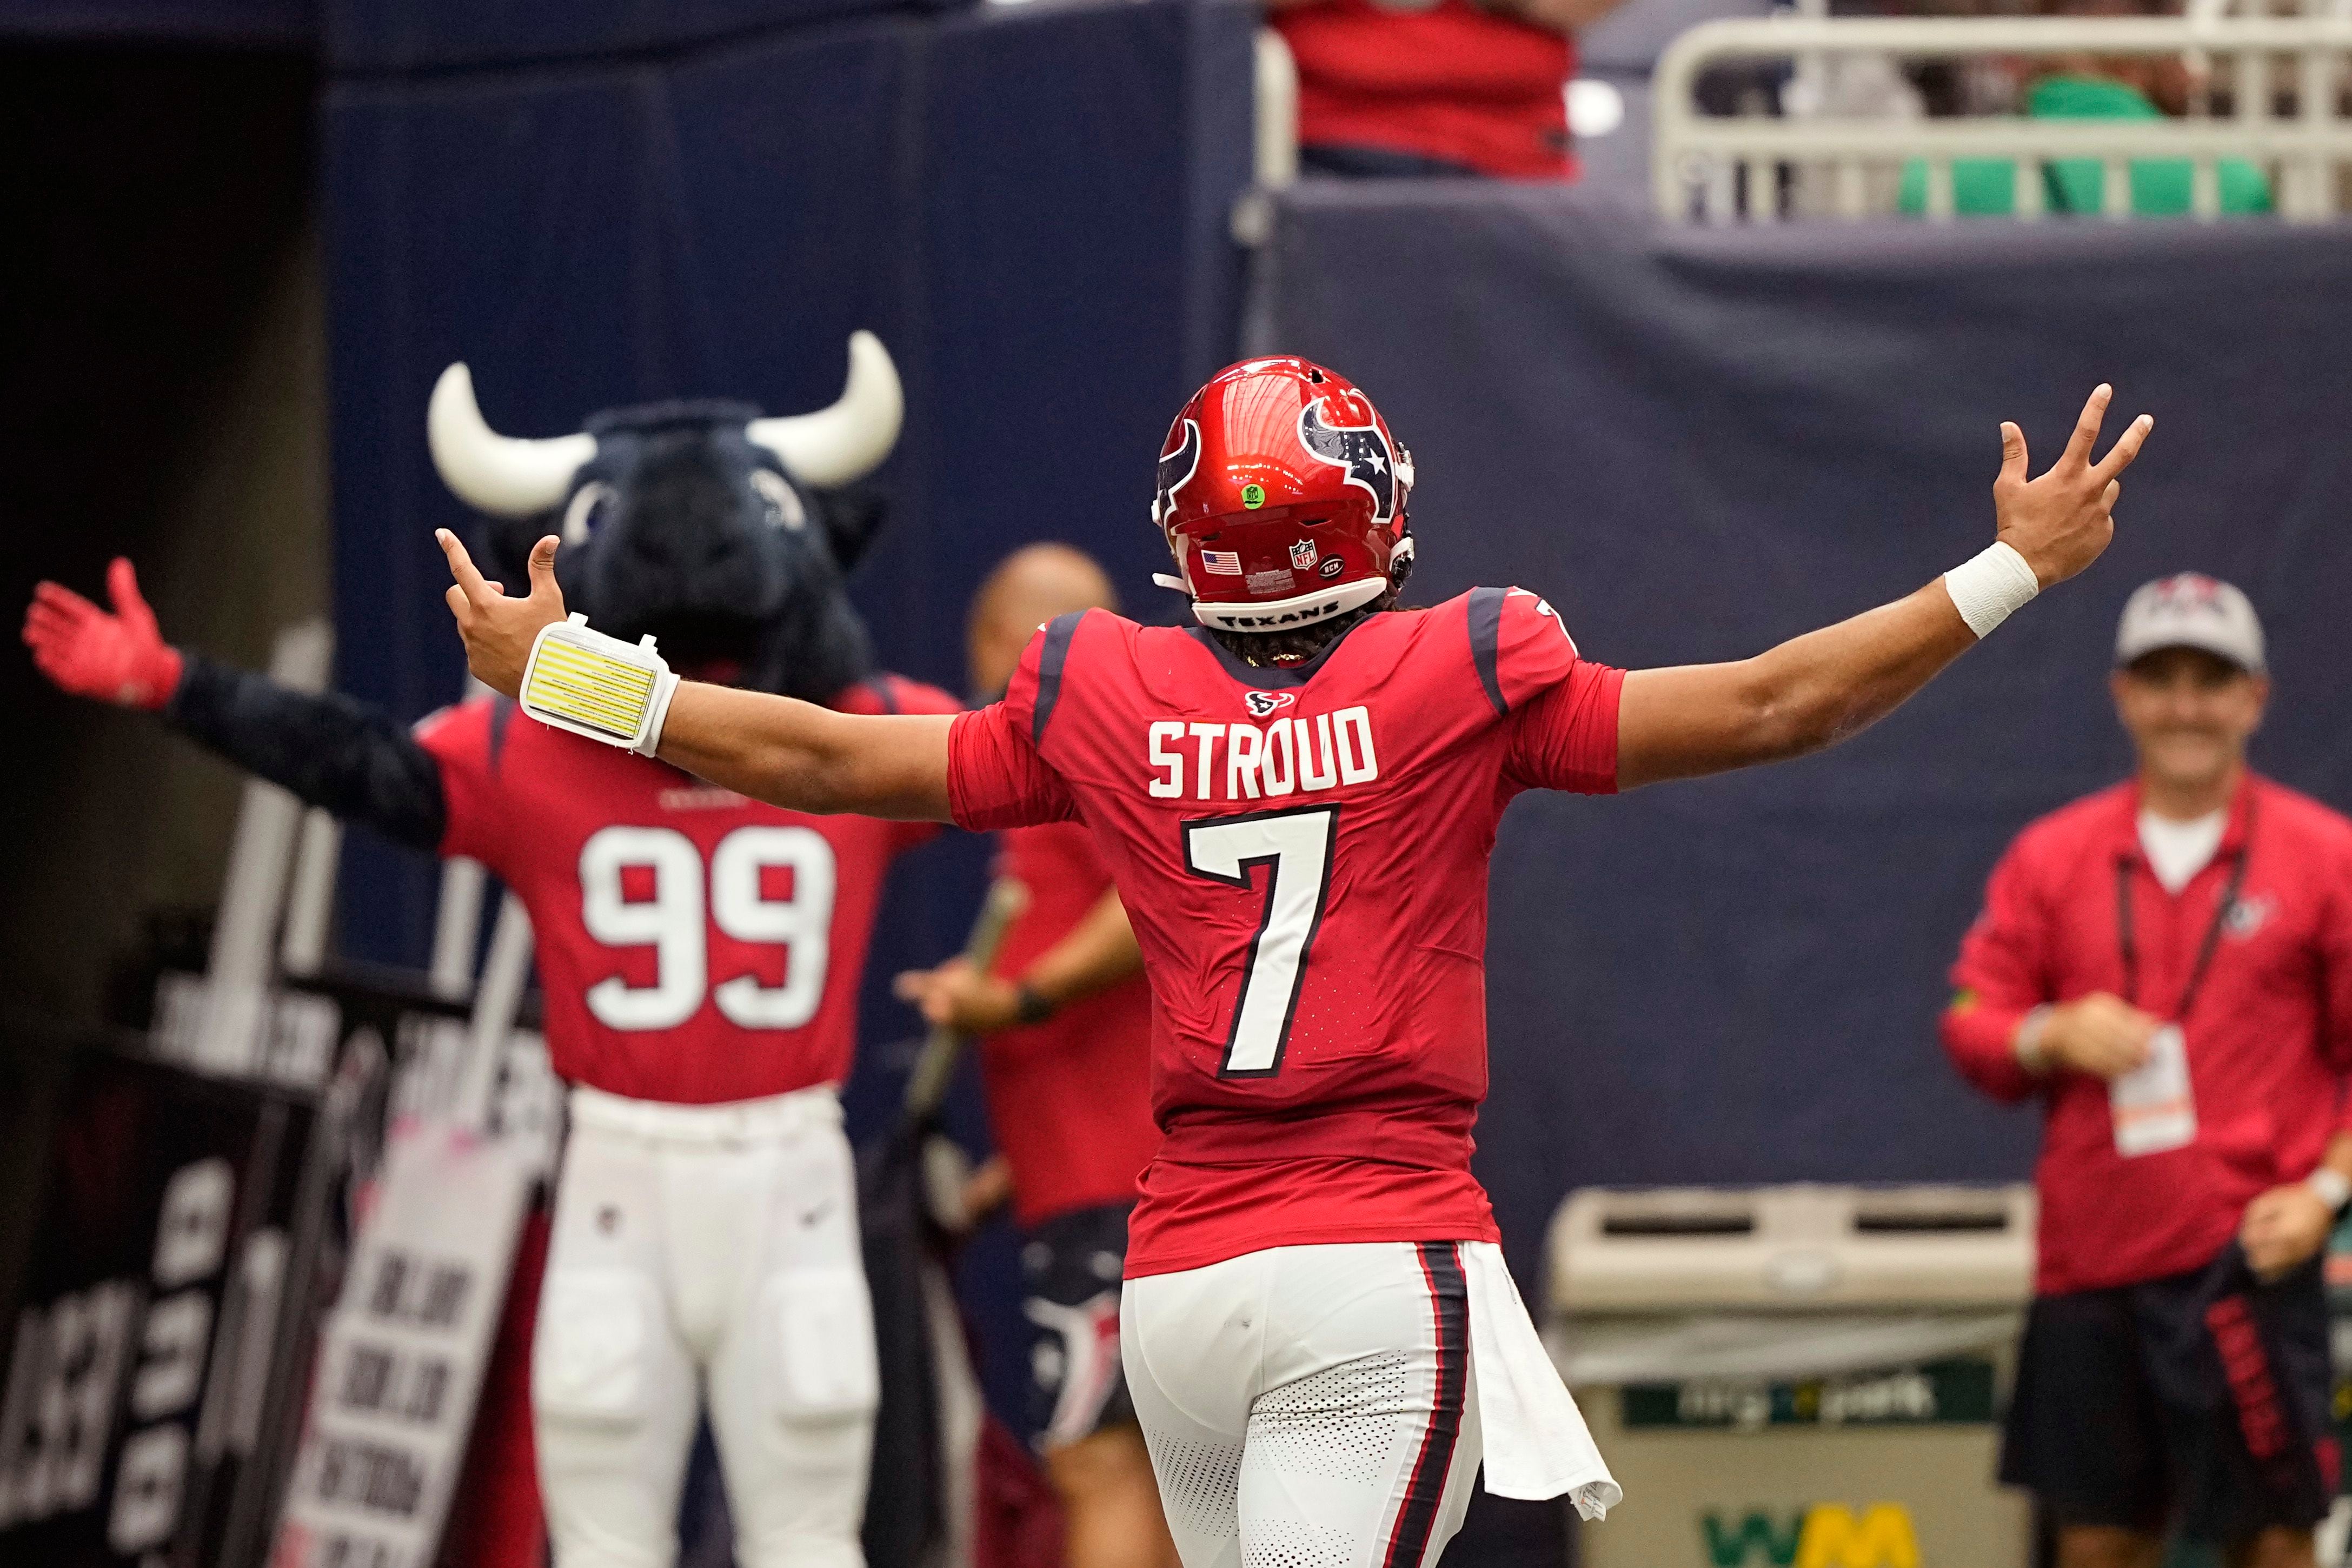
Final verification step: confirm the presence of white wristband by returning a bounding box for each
[634,668,681,758]
[2306,1166,2351,1213]
[1943,541,2041,639]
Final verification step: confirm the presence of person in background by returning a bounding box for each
[1944,575,2352,1568]
[894,544,1175,1568]
[1899,0,2271,217]
[1268,0,1632,180]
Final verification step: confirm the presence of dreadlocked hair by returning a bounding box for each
[1208,562,1410,669]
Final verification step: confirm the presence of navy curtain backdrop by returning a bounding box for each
[1257,184,2352,1280]
[322,0,1257,995]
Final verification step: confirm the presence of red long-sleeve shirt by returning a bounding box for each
[1943,774,2352,1294]
[979,822,1160,1230]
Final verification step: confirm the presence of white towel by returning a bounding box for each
[1460,1241,1622,1521]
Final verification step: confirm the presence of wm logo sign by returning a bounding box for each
[1701,1504,1921,1568]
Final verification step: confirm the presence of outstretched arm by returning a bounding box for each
[24,559,448,850]
[1617,386,2151,790]
[658,683,954,820]
[436,530,955,820]
[169,657,448,850]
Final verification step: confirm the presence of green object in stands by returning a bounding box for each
[1898,76,2273,217]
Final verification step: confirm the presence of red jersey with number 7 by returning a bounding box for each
[414,674,959,1104]
[946,589,1623,1277]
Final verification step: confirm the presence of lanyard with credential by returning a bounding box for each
[2115,799,2256,1024]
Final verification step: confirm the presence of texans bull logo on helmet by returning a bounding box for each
[1154,418,1201,524]
[1298,398,1397,522]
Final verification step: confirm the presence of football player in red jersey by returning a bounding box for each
[26,339,959,1568]
[438,356,2151,1567]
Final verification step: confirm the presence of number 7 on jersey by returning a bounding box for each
[1181,806,1339,1077]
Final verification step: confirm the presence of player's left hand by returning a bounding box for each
[894,956,1022,1035]
[438,530,564,699]
[1991,384,2154,589]
[2240,1182,2336,1280]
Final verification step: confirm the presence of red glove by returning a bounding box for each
[22,557,184,710]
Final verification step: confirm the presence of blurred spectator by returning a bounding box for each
[1943,575,2352,1568]
[894,544,1173,1568]
[1269,0,1633,179]
[1900,0,2273,215]
[1898,74,2273,215]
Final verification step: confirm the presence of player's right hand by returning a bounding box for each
[1991,384,2153,589]
[21,557,184,710]
[2037,991,2163,1079]
[438,530,566,700]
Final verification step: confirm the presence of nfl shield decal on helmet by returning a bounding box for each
[1297,398,1397,521]
[1154,419,1201,524]
[1290,540,1318,570]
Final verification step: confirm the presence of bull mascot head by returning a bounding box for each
[426,332,900,702]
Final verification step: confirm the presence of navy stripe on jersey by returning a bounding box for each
[1466,587,1507,716]
[488,697,516,773]
[1384,1243,1470,1568]
[1033,612,1083,746]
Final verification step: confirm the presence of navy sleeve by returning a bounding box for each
[164,652,448,852]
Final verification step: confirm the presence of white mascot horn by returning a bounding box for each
[428,363,599,517]
[747,331,903,489]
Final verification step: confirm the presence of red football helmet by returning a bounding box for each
[1151,356,1414,633]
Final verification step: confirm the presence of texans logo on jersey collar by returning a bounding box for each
[1154,419,1201,523]
[1298,400,1396,521]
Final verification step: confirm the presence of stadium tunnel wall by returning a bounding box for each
[2,45,328,1026]
[1255,183,2352,1284]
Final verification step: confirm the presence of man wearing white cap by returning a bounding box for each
[1945,574,2352,1568]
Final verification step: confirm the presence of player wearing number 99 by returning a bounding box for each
[439,356,2153,1568]
[23,336,959,1568]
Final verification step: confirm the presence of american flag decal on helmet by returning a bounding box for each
[1202,549,1243,576]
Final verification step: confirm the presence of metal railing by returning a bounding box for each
[1655,13,2352,222]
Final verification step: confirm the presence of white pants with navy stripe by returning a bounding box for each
[1122,1243,1484,1568]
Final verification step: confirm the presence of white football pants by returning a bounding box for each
[1123,1243,1483,1568]
[532,1084,878,1568]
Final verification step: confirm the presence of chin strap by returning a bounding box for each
[1153,572,1188,593]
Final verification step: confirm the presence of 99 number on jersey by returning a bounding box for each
[577,825,837,1031]
[1181,806,1338,1078]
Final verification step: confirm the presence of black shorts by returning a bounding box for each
[1021,1202,1137,1450]
[2001,1242,2337,1544]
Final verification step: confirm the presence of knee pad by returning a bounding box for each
[758,1265,879,1423]
[535,1268,660,1426]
